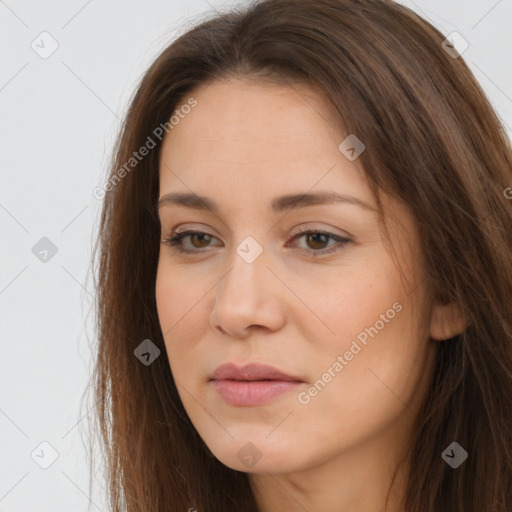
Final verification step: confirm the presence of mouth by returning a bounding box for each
[209,362,305,406]
[210,379,303,406]
[210,361,303,381]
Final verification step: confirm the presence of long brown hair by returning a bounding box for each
[88,0,512,510]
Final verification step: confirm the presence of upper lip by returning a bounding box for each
[210,362,304,382]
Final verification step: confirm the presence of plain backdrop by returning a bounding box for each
[1,0,511,510]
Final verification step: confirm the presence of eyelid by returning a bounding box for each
[167,222,351,239]
[161,224,353,257]
[290,223,352,239]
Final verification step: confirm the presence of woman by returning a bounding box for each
[90,0,512,510]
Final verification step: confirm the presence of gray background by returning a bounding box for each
[1,0,511,510]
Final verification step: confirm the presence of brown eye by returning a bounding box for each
[161,230,218,252]
[288,230,352,257]
[162,229,351,257]
[188,233,213,248]
[304,232,330,250]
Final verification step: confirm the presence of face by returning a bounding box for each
[155,78,436,475]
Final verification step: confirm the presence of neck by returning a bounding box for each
[248,421,411,512]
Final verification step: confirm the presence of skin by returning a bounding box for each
[155,77,467,512]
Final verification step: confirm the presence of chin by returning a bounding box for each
[204,435,304,474]
[215,451,291,474]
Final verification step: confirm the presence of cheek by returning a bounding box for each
[155,260,201,335]
[306,261,401,346]
[301,261,428,410]
[155,262,209,376]
[303,288,430,434]
[155,265,176,338]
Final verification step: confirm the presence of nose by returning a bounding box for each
[209,245,287,338]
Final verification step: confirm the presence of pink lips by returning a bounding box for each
[210,362,304,406]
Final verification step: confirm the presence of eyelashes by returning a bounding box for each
[161,228,352,257]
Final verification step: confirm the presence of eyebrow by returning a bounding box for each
[158,191,376,214]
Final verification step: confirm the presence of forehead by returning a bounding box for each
[158,78,368,198]
[162,79,341,149]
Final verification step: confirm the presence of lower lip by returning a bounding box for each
[211,379,303,406]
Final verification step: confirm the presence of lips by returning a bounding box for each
[209,362,305,406]
[210,362,304,382]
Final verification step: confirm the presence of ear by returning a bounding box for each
[429,301,467,341]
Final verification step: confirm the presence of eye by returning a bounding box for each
[161,230,219,252]
[161,228,352,257]
[287,228,351,256]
